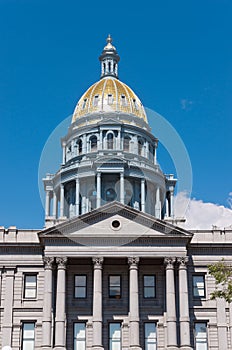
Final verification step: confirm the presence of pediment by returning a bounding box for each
[39,202,192,245]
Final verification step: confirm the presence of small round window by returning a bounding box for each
[111,220,121,230]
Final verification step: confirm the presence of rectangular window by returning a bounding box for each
[194,322,208,350]
[24,275,37,299]
[109,323,121,350]
[144,323,157,350]
[143,275,156,298]
[93,95,99,107]
[108,94,113,105]
[121,95,127,106]
[74,323,86,350]
[193,275,205,297]
[74,275,87,298]
[109,275,121,298]
[22,322,35,350]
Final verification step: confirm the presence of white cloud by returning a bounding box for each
[174,192,232,230]
[180,98,193,111]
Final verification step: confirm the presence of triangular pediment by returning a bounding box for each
[39,202,192,244]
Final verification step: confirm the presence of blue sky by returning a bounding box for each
[0,0,231,228]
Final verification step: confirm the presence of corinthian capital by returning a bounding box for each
[128,256,139,267]
[92,257,104,267]
[177,256,189,267]
[43,256,55,269]
[164,257,176,268]
[56,257,68,269]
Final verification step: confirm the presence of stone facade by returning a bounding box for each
[0,216,232,349]
[1,37,231,350]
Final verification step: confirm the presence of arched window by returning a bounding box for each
[107,133,114,150]
[82,98,87,109]
[108,61,111,72]
[138,139,144,156]
[105,188,116,202]
[123,136,131,152]
[103,62,106,74]
[90,135,97,152]
[93,95,99,107]
[77,139,82,155]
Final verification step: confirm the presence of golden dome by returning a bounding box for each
[72,76,147,123]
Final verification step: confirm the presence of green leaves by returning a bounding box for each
[208,259,232,303]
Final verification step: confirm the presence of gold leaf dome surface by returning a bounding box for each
[71,76,147,124]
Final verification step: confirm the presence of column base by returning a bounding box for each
[180,347,193,350]
[92,347,104,350]
[130,347,142,350]
[54,347,66,350]
[166,347,178,350]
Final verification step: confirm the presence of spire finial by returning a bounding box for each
[99,35,120,79]
[107,34,112,44]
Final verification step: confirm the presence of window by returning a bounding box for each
[77,139,82,155]
[138,139,144,156]
[109,275,121,298]
[121,95,127,106]
[109,323,121,350]
[82,98,87,109]
[90,136,97,152]
[108,94,113,105]
[24,275,37,299]
[133,98,138,110]
[74,323,86,350]
[123,136,130,152]
[106,188,117,202]
[74,275,87,298]
[93,95,99,107]
[143,275,156,298]
[107,133,114,149]
[194,323,208,350]
[22,323,35,350]
[144,323,157,350]
[193,275,205,297]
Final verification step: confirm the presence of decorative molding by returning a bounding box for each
[43,257,55,269]
[164,257,176,268]
[177,256,189,267]
[56,257,68,268]
[128,256,139,267]
[92,257,104,267]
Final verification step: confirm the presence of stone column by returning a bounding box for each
[42,257,54,350]
[141,178,145,212]
[118,129,121,150]
[96,173,101,208]
[164,257,177,350]
[229,303,232,348]
[75,177,80,216]
[62,142,66,165]
[53,191,57,218]
[45,190,50,217]
[153,142,157,165]
[2,268,15,347]
[120,172,125,204]
[155,187,161,219]
[128,257,141,350]
[217,298,227,350]
[83,134,87,154]
[177,257,192,350]
[99,130,103,150]
[92,257,104,350]
[60,184,65,218]
[170,189,174,218]
[55,257,67,350]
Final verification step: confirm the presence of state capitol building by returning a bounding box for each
[1,36,232,350]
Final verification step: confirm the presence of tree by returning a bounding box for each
[208,259,232,303]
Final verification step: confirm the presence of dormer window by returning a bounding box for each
[121,95,127,106]
[108,94,113,105]
[133,98,138,110]
[82,98,87,109]
[93,95,99,107]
